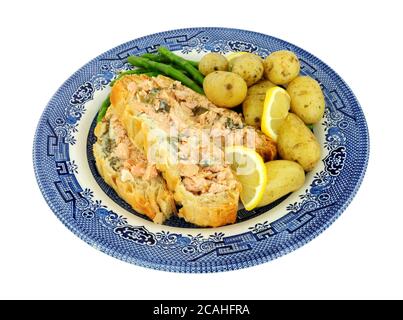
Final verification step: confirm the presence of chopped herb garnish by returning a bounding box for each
[102,137,115,155]
[142,88,160,104]
[156,100,170,113]
[141,95,153,104]
[150,88,160,95]
[225,117,243,129]
[192,106,208,116]
[109,156,121,171]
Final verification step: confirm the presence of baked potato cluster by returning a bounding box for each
[200,51,324,125]
[243,52,324,128]
[199,49,326,208]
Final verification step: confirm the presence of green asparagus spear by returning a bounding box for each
[143,71,160,77]
[186,59,199,69]
[127,56,204,94]
[97,94,111,123]
[141,53,169,63]
[157,47,204,86]
[141,53,191,76]
[142,52,199,68]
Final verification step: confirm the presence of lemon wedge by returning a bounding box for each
[225,146,267,211]
[261,86,291,141]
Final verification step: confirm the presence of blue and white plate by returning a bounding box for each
[33,28,369,272]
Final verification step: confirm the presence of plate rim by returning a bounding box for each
[33,27,370,273]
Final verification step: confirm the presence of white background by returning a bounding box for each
[1,0,402,300]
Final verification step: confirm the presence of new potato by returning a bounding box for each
[203,71,247,108]
[287,76,325,124]
[242,80,276,126]
[277,113,321,172]
[263,50,300,85]
[198,53,229,76]
[245,79,277,96]
[258,160,305,207]
[231,53,264,86]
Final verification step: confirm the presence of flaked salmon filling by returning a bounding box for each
[110,75,276,195]
[99,114,237,195]
[125,76,275,158]
[181,165,238,195]
[99,115,158,181]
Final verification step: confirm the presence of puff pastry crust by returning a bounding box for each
[93,119,175,224]
[94,74,276,227]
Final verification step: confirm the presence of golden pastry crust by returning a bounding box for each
[117,113,241,227]
[101,74,277,227]
[93,120,176,224]
[254,130,277,162]
[175,183,240,227]
[110,75,277,161]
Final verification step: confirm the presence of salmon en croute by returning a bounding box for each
[94,74,276,227]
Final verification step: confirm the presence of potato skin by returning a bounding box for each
[246,79,276,96]
[258,160,305,207]
[277,113,321,172]
[242,80,276,126]
[231,53,264,86]
[263,50,300,85]
[287,76,325,124]
[198,53,229,76]
[203,71,247,108]
[242,95,265,127]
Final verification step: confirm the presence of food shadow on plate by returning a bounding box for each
[86,118,288,228]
